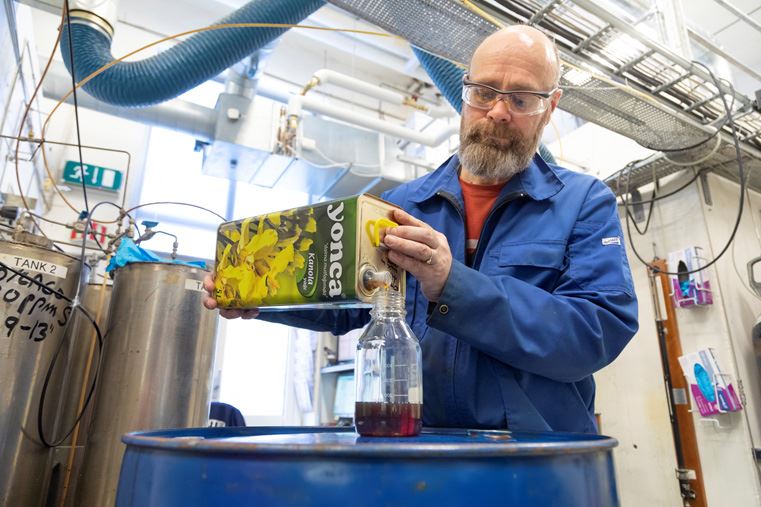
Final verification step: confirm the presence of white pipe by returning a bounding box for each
[308,69,454,118]
[710,0,761,37]
[43,62,217,140]
[397,154,438,172]
[288,95,458,148]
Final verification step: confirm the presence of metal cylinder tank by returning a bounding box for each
[116,427,620,506]
[76,262,218,507]
[0,238,88,507]
[48,281,113,507]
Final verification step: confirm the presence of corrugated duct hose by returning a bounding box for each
[411,47,557,164]
[60,0,555,163]
[60,0,326,107]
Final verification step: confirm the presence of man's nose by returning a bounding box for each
[486,98,513,123]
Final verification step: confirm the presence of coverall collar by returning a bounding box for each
[408,152,565,204]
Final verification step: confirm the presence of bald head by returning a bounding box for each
[470,26,560,89]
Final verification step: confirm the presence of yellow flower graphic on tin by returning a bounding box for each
[215,207,315,307]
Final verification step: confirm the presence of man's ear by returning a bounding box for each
[549,89,563,113]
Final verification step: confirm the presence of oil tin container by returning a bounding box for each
[214,194,404,310]
[116,427,619,506]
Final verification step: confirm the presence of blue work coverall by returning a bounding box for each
[261,153,638,433]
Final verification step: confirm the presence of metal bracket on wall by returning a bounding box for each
[630,189,645,222]
[699,172,712,206]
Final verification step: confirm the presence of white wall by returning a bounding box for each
[594,254,683,507]
[598,169,761,507]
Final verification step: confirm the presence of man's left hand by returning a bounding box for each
[383,208,452,302]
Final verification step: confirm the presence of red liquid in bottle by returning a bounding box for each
[354,402,422,437]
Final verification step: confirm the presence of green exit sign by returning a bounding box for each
[62,161,123,192]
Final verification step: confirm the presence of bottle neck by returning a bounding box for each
[370,289,405,320]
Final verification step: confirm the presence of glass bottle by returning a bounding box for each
[354,288,422,437]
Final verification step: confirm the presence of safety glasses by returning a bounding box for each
[462,75,557,116]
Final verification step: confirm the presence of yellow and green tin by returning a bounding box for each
[214,194,404,310]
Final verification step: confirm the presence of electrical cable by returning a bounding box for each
[611,76,735,206]
[60,0,105,308]
[616,168,704,207]
[727,138,761,300]
[37,300,103,448]
[125,201,226,222]
[619,163,657,235]
[662,133,723,166]
[34,187,133,448]
[730,227,761,301]
[636,115,725,153]
[59,269,110,503]
[622,61,747,277]
[63,0,90,215]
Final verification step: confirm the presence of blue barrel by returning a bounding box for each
[117,427,619,506]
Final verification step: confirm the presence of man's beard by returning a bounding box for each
[458,120,541,182]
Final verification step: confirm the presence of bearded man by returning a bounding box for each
[204,25,638,433]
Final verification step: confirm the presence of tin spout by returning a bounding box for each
[361,266,393,292]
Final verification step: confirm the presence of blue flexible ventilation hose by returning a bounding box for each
[412,47,557,164]
[61,0,555,163]
[60,0,325,107]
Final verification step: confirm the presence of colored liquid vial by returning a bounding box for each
[354,288,422,437]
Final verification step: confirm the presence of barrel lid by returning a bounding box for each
[122,427,616,458]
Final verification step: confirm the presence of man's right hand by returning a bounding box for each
[202,273,260,320]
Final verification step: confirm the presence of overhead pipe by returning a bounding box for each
[709,0,761,37]
[301,69,454,118]
[43,61,216,139]
[60,0,325,107]
[59,0,554,162]
[287,94,458,147]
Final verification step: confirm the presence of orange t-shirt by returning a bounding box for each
[460,177,506,263]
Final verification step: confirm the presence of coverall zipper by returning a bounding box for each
[435,189,527,424]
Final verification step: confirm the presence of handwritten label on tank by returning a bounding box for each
[185,279,204,292]
[0,254,69,279]
[0,261,72,343]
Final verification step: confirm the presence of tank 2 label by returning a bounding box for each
[0,254,69,279]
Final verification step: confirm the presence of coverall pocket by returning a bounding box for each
[487,242,567,288]
[497,241,566,269]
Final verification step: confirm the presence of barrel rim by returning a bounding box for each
[113,261,210,274]
[121,426,618,458]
